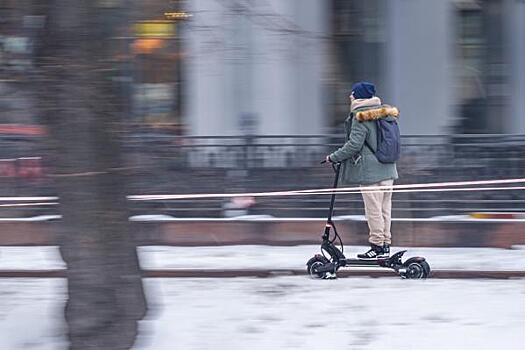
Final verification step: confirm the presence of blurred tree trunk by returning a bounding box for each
[34,1,147,349]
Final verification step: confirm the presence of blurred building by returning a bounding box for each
[0,0,525,135]
[186,0,525,136]
[185,0,328,136]
[129,1,184,126]
[333,0,525,135]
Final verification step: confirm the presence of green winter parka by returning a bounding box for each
[329,105,399,185]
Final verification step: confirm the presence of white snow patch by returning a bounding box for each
[0,278,68,350]
[1,214,525,222]
[133,277,525,350]
[129,215,178,221]
[0,215,61,222]
[0,247,66,270]
[0,277,524,350]
[1,245,524,272]
[137,245,525,271]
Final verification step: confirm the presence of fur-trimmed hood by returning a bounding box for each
[355,105,399,122]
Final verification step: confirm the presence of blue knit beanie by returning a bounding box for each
[351,82,376,99]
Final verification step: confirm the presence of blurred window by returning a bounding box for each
[130,19,183,126]
[331,0,387,126]
[454,1,487,133]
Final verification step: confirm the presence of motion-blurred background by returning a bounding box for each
[1,0,524,219]
[1,2,525,349]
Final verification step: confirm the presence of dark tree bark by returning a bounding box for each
[35,1,147,349]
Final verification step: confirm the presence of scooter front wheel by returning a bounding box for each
[306,255,330,279]
[402,261,431,279]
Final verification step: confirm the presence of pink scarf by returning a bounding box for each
[351,96,382,112]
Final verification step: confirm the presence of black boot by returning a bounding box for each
[357,244,385,259]
[383,243,390,257]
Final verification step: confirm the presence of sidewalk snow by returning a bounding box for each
[0,278,68,350]
[1,277,525,350]
[137,245,525,271]
[1,245,525,271]
[0,247,66,270]
[133,277,525,350]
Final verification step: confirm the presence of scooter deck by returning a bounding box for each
[343,258,389,267]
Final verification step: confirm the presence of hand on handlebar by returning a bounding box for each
[321,155,333,164]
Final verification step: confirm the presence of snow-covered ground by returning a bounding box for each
[138,245,525,271]
[0,279,68,350]
[1,245,524,271]
[1,277,525,350]
[0,247,66,270]
[1,245,524,349]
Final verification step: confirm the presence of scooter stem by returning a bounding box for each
[326,163,341,223]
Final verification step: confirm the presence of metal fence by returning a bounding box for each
[124,133,525,218]
[1,132,525,218]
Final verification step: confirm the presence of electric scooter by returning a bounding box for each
[306,162,431,279]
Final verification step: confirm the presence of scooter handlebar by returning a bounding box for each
[321,159,341,165]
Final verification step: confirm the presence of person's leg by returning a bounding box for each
[361,182,385,246]
[380,179,394,245]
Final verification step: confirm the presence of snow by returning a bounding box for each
[3,214,525,223]
[137,245,525,271]
[1,245,524,348]
[0,278,68,350]
[0,247,66,270]
[132,277,525,350]
[3,245,524,272]
[1,277,525,350]
[0,215,61,222]
[129,215,178,221]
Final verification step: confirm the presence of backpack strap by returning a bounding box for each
[363,120,378,154]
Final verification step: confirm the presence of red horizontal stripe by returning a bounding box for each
[0,124,46,136]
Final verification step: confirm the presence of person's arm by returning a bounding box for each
[329,121,368,162]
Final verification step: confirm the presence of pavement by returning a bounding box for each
[1,245,524,279]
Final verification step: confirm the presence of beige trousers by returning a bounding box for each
[360,179,394,246]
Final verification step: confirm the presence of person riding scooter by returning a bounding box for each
[325,82,399,259]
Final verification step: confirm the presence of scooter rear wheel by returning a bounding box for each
[404,261,431,279]
[306,255,330,279]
